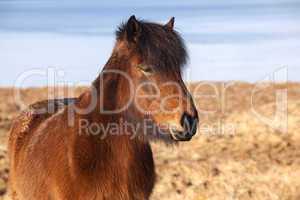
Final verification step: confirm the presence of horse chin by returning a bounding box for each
[142,126,177,144]
[145,127,180,145]
[169,128,194,142]
[157,127,195,143]
[143,121,188,144]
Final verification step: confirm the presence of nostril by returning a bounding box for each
[180,112,198,132]
[180,112,187,128]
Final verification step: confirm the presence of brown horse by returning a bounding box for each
[8,16,198,200]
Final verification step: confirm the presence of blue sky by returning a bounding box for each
[0,0,300,86]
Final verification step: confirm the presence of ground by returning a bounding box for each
[0,82,299,200]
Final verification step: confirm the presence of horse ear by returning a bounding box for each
[125,15,141,42]
[165,17,175,30]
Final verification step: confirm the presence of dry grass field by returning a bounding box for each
[0,82,299,199]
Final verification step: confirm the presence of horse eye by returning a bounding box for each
[137,64,154,75]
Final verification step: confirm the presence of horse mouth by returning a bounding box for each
[169,127,194,141]
[156,125,194,142]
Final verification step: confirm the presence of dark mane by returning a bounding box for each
[116,19,188,74]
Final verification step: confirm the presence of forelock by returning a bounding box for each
[116,19,188,74]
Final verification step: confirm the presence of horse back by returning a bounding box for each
[8,98,76,160]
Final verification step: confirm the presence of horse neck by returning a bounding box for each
[71,54,150,175]
[70,113,150,178]
[92,53,133,114]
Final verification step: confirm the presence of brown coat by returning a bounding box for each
[9,97,155,200]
